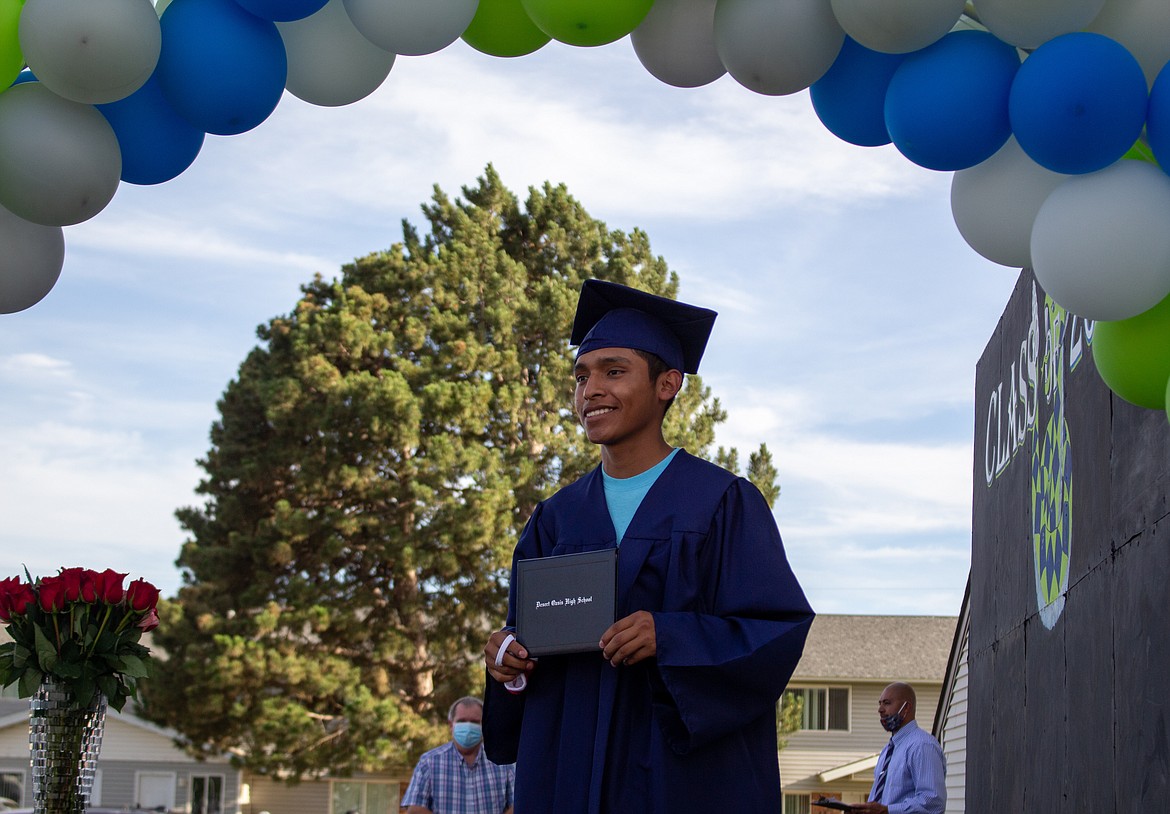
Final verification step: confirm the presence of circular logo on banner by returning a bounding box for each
[1031,298,1072,629]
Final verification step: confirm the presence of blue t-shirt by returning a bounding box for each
[602,448,680,544]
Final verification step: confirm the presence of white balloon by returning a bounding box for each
[0,84,122,227]
[951,138,1069,268]
[1031,160,1170,321]
[278,0,396,107]
[1088,0,1170,87]
[714,0,844,96]
[0,203,65,314]
[974,0,1108,50]
[343,0,478,56]
[19,0,161,104]
[830,0,965,54]
[631,0,725,89]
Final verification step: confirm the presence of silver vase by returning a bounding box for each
[29,679,108,814]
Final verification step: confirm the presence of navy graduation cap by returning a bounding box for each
[570,280,718,375]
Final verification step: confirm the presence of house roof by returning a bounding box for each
[791,614,958,683]
[817,753,881,783]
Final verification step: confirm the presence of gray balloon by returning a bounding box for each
[0,203,65,314]
[343,0,479,56]
[0,84,122,227]
[278,0,396,108]
[632,0,726,89]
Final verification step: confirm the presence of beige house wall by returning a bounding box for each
[244,771,412,814]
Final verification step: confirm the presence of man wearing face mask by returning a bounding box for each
[847,682,945,814]
[401,697,515,814]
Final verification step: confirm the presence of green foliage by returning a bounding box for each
[717,443,780,508]
[777,690,805,751]
[142,165,778,777]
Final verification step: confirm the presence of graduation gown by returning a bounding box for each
[483,450,814,814]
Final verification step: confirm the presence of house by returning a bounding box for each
[241,769,411,814]
[778,614,956,814]
[0,686,243,814]
[931,581,970,814]
[0,684,414,814]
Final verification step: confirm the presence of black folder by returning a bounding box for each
[515,548,617,656]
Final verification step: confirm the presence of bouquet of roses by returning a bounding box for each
[0,567,160,712]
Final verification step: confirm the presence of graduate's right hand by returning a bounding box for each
[485,629,535,684]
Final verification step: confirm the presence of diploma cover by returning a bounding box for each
[516,547,617,656]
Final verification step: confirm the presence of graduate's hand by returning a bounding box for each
[600,611,656,667]
[485,629,535,684]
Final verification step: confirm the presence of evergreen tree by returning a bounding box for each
[143,166,778,776]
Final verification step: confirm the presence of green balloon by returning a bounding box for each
[1094,290,1170,410]
[1122,137,1159,166]
[0,0,22,91]
[520,0,653,47]
[462,0,550,58]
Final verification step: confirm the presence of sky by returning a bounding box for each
[0,31,1023,618]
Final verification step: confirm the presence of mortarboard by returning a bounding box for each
[570,280,717,374]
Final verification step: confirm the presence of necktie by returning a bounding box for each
[870,741,895,803]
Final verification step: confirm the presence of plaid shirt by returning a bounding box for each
[401,741,514,814]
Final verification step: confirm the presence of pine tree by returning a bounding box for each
[143,166,779,776]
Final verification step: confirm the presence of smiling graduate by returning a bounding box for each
[483,279,814,814]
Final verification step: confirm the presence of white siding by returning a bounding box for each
[96,715,208,763]
[937,631,969,814]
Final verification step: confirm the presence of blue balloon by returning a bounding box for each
[884,30,1019,171]
[156,0,287,136]
[1147,62,1170,171]
[810,37,905,148]
[97,73,205,185]
[233,0,328,22]
[10,69,36,86]
[1010,32,1148,175]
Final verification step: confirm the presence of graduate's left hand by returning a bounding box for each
[600,611,656,667]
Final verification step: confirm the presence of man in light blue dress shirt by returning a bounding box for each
[851,682,946,814]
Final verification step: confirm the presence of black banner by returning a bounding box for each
[970,268,1170,810]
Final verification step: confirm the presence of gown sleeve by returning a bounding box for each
[650,477,814,754]
[482,502,546,765]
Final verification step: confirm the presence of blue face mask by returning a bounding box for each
[452,722,483,749]
[881,702,908,733]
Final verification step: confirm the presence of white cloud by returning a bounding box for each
[0,352,73,379]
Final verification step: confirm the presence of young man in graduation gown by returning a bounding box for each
[482,279,814,814]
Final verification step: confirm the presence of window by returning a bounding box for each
[783,793,811,814]
[330,780,398,814]
[784,687,849,731]
[1,771,24,808]
[191,775,223,814]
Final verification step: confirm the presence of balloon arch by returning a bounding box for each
[2,0,1170,414]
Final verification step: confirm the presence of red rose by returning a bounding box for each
[9,583,35,618]
[37,577,67,612]
[93,569,127,604]
[137,608,160,633]
[57,568,85,602]
[0,576,23,622]
[78,569,98,603]
[126,579,160,612]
